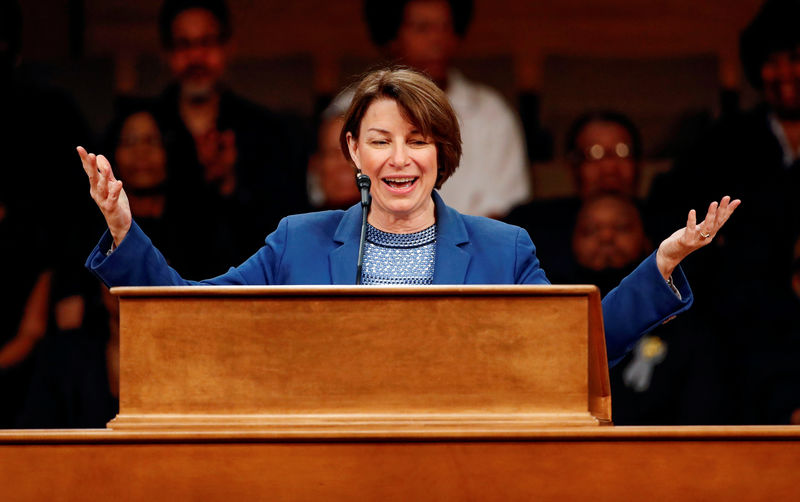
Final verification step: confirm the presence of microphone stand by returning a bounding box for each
[355,174,372,285]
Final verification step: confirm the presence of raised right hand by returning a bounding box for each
[77,146,131,247]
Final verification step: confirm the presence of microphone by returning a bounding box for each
[355,173,371,285]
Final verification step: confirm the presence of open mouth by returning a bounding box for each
[382,177,419,190]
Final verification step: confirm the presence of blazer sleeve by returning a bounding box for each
[514,227,550,284]
[514,227,693,365]
[85,219,290,287]
[601,251,693,365]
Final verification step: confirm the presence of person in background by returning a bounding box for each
[0,188,51,428]
[333,0,530,217]
[18,104,234,428]
[105,106,238,279]
[646,0,800,423]
[568,194,726,425]
[151,0,311,261]
[568,194,650,291]
[307,102,360,210]
[505,111,644,281]
[0,0,94,427]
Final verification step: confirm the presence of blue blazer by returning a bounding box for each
[87,192,692,362]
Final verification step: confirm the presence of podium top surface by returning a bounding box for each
[110,284,600,297]
[2,425,800,443]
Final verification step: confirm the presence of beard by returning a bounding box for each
[765,79,800,120]
[178,65,218,102]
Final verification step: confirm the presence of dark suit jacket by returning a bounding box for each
[86,192,692,362]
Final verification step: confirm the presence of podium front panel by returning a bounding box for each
[111,286,609,431]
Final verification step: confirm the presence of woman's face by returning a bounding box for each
[115,112,167,191]
[347,98,437,232]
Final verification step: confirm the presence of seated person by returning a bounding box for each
[564,193,650,291]
[307,103,360,210]
[18,106,233,428]
[152,0,311,261]
[506,111,644,280]
[567,194,726,425]
[17,282,119,429]
[0,192,51,427]
[345,0,530,217]
[104,105,239,279]
[78,68,738,364]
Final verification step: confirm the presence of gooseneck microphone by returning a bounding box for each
[355,173,372,285]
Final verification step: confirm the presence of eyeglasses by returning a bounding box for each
[170,35,223,52]
[573,143,632,163]
[118,134,163,149]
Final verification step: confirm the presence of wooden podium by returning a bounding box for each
[3,285,800,500]
[109,285,611,433]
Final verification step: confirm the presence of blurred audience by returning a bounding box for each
[150,0,311,261]
[333,0,530,217]
[307,102,360,210]
[18,103,237,428]
[568,195,725,424]
[105,105,238,278]
[568,193,650,290]
[505,111,644,281]
[646,0,800,423]
[18,282,119,429]
[0,190,51,428]
[4,0,799,427]
[1,0,94,427]
[735,231,800,425]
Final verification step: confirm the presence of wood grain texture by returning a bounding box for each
[1,427,799,501]
[110,286,610,431]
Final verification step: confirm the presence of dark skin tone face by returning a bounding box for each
[573,121,639,200]
[389,0,459,87]
[572,196,648,271]
[167,8,228,100]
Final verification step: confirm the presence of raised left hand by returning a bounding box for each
[655,195,741,280]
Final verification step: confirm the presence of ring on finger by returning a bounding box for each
[700,231,711,238]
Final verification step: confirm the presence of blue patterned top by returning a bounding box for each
[361,223,437,285]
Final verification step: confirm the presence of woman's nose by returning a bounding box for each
[390,144,410,167]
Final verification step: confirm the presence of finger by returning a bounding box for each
[717,196,742,229]
[714,196,731,229]
[720,196,741,218]
[686,208,697,236]
[97,155,117,183]
[77,147,99,183]
[108,179,123,202]
[699,201,718,236]
[95,154,109,199]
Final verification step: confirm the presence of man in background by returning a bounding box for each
[505,111,644,281]
[646,0,800,423]
[353,0,530,217]
[152,0,310,260]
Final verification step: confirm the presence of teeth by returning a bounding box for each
[385,177,415,183]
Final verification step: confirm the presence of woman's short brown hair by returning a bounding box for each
[339,67,462,190]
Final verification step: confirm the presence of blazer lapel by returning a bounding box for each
[330,203,363,285]
[431,191,471,284]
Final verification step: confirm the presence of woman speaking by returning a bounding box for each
[78,67,738,363]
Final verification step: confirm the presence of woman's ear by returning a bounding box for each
[346,132,360,171]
